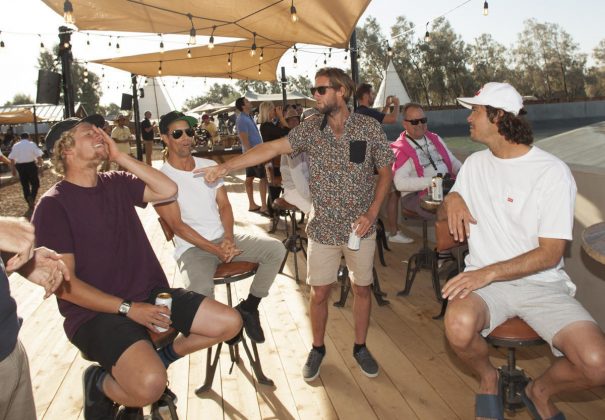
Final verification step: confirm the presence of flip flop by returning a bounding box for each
[259,210,272,218]
[520,385,566,420]
[248,207,261,212]
[475,393,504,420]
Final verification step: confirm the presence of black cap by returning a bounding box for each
[45,114,105,154]
[159,111,198,134]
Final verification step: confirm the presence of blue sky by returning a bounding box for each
[1,0,603,108]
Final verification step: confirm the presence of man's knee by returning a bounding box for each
[123,370,167,406]
[310,285,332,305]
[444,301,484,348]
[351,283,371,299]
[265,238,286,261]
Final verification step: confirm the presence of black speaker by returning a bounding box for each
[121,93,133,110]
[36,70,61,105]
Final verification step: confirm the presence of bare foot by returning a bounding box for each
[525,380,561,419]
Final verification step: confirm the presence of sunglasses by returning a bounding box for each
[405,117,428,125]
[170,128,195,139]
[310,86,336,96]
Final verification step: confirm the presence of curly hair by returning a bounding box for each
[485,106,533,145]
[51,130,76,175]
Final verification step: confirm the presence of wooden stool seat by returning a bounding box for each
[401,208,421,219]
[488,317,543,344]
[214,261,258,283]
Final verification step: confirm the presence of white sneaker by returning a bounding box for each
[387,231,414,244]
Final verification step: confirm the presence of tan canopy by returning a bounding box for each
[93,38,291,81]
[42,0,370,48]
[0,109,46,124]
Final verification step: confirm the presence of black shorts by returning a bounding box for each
[71,287,205,373]
[245,164,266,179]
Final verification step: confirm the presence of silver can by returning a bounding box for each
[432,175,443,201]
[154,292,172,333]
[347,223,361,251]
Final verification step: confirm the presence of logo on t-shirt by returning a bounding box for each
[507,197,514,203]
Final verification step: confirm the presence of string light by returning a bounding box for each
[158,61,162,75]
[323,53,327,65]
[63,0,75,24]
[1,31,5,48]
[258,64,261,75]
[108,35,112,48]
[38,34,45,52]
[483,1,489,16]
[290,0,298,23]
[208,26,216,49]
[159,34,164,53]
[187,48,192,58]
[86,33,90,46]
[387,42,393,57]
[187,13,196,45]
[293,54,298,67]
[116,37,120,50]
[424,22,431,43]
[227,53,231,67]
[260,47,264,61]
[250,32,257,56]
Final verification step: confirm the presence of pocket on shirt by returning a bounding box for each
[349,141,366,164]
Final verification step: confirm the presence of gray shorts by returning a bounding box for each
[474,278,596,356]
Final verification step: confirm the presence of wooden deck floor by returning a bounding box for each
[10,171,605,419]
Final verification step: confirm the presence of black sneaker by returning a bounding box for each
[302,348,325,382]
[225,328,243,346]
[115,407,143,419]
[234,303,265,343]
[157,385,178,408]
[82,365,118,420]
[353,347,379,378]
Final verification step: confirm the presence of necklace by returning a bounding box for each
[406,134,437,170]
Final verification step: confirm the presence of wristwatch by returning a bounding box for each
[118,300,132,317]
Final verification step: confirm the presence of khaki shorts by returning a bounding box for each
[473,277,596,357]
[307,233,376,286]
[115,141,131,155]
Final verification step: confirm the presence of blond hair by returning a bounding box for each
[258,101,275,124]
[315,67,355,104]
[51,130,77,175]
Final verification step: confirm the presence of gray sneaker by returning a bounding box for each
[302,348,325,382]
[354,347,379,377]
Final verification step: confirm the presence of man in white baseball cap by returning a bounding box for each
[439,82,605,420]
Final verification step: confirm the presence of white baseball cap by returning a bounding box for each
[457,82,524,116]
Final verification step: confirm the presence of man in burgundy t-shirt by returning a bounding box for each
[32,114,242,418]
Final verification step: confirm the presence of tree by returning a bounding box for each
[356,16,388,91]
[586,39,605,96]
[97,103,121,117]
[183,83,238,110]
[389,16,424,103]
[4,93,34,106]
[286,75,313,95]
[593,39,605,66]
[469,34,512,88]
[37,45,103,112]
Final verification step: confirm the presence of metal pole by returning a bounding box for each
[131,74,143,161]
[58,26,75,118]
[280,67,287,109]
[350,30,360,110]
[32,105,39,146]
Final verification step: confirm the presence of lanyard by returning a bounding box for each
[406,134,437,171]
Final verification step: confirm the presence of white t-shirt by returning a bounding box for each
[8,140,43,164]
[160,157,225,259]
[393,135,462,196]
[451,146,576,292]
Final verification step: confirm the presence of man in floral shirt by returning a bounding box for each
[200,67,393,382]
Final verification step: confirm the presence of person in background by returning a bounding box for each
[235,97,269,215]
[201,114,219,145]
[0,216,70,420]
[141,111,156,166]
[8,133,43,208]
[111,115,133,156]
[354,83,410,244]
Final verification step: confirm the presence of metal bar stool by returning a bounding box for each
[487,317,545,412]
[195,261,274,395]
[272,197,307,283]
[333,259,389,307]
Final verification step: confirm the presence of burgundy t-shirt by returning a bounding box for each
[31,172,169,339]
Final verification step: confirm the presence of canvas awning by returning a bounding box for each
[42,0,371,48]
[0,109,47,124]
[189,102,226,114]
[93,39,292,81]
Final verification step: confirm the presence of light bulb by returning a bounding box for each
[483,1,489,16]
[187,48,192,58]
[290,1,298,23]
[63,0,75,24]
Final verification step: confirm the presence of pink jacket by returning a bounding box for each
[390,130,453,176]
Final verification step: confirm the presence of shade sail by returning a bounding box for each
[42,0,371,48]
[0,109,47,124]
[93,39,291,81]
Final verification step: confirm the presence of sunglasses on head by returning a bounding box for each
[170,128,195,139]
[405,117,428,125]
[310,86,335,96]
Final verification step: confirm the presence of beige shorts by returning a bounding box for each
[307,233,376,286]
[474,278,596,357]
[115,141,131,155]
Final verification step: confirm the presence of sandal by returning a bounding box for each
[248,207,261,212]
[475,393,504,420]
[520,384,566,420]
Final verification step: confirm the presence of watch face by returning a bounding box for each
[119,301,131,315]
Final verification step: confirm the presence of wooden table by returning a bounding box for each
[192,147,242,164]
[582,222,605,264]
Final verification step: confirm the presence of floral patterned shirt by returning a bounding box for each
[288,112,393,245]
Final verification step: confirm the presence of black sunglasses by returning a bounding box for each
[171,128,195,139]
[310,86,336,96]
[405,117,428,125]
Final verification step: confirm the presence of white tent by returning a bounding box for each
[374,60,411,108]
[138,78,174,119]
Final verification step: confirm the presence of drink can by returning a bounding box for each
[347,224,361,251]
[154,292,172,333]
[432,176,443,201]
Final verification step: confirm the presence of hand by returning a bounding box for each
[0,217,35,270]
[218,238,242,263]
[92,125,120,162]
[17,247,70,298]
[194,164,228,183]
[127,302,172,332]
[392,96,400,106]
[353,211,377,238]
[441,268,493,300]
[275,106,284,118]
[444,192,476,241]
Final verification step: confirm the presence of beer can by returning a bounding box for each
[154,292,172,333]
[347,223,361,251]
[432,176,443,201]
